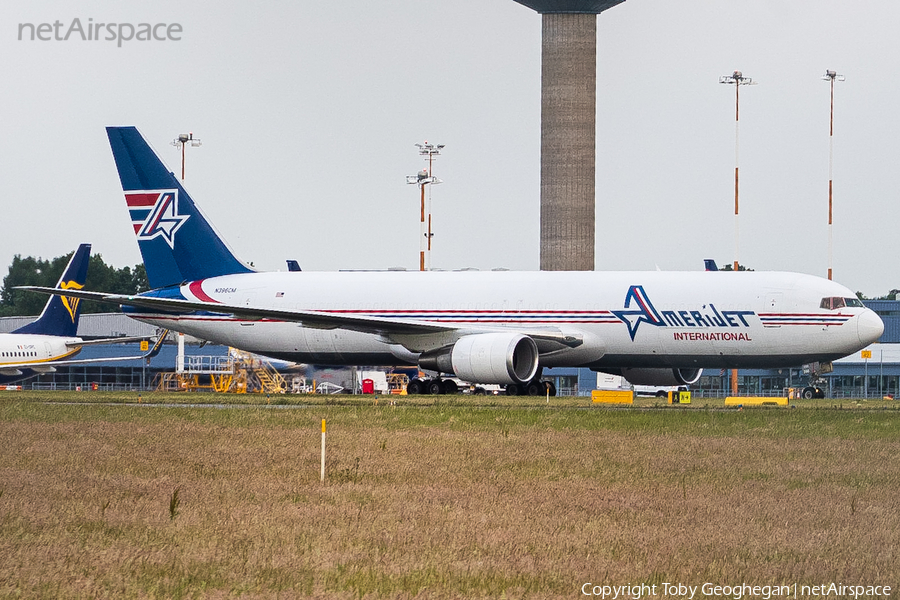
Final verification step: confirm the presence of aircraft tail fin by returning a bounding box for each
[12,244,91,337]
[106,126,254,289]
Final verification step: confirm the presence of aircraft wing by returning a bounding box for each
[17,287,584,349]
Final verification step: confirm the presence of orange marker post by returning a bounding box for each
[320,419,326,482]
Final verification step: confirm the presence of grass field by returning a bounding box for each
[0,391,898,599]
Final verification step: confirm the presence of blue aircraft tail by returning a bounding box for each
[13,244,91,337]
[106,126,254,289]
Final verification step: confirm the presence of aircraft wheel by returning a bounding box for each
[526,381,543,396]
[441,379,458,395]
[406,379,424,395]
[428,379,444,395]
[802,387,815,400]
[506,383,520,396]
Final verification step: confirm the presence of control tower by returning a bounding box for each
[512,0,625,271]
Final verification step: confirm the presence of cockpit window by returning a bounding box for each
[820,297,864,310]
[820,297,845,310]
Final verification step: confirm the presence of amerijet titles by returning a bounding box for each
[613,285,755,341]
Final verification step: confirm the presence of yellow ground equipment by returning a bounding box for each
[386,373,409,395]
[591,389,634,404]
[667,390,691,404]
[155,349,286,394]
[724,396,788,406]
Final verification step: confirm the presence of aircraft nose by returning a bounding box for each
[857,309,884,346]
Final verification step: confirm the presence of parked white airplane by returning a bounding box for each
[22,127,884,395]
[2,243,165,384]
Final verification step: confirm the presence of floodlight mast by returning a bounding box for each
[171,132,201,180]
[719,71,754,397]
[823,70,845,281]
[719,71,755,273]
[406,142,444,271]
[167,133,201,376]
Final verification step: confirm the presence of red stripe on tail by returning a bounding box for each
[125,192,160,207]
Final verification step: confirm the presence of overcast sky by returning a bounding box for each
[1,0,897,296]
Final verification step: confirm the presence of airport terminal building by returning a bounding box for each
[2,300,899,398]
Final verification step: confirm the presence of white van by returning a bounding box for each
[596,373,682,398]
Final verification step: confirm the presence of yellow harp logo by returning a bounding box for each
[59,280,84,323]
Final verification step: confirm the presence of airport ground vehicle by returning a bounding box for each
[467,383,504,395]
[596,373,684,398]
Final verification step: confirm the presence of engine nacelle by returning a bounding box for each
[418,332,539,385]
[620,367,702,387]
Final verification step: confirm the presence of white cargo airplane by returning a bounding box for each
[21,127,884,395]
[2,243,165,384]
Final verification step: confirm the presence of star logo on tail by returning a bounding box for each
[612,285,666,341]
[134,190,189,249]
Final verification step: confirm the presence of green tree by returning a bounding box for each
[0,254,68,317]
[0,250,149,317]
[857,289,899,301]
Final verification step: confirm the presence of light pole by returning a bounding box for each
[719,71,755,273]
[720,71,755,397]
[823,70,844,281]
[170,132,200,376]
[171,132,201,180]
[406,142,444,271]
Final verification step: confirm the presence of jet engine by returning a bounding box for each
[418,332,539,385]
[620,367,702,387]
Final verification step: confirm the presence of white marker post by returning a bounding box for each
[320,419,326,483]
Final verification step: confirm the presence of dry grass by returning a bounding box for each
[0,395,898,599]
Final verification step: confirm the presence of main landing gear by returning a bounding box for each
[505,379,556,397]
[406,378,458,395]
[405,377,555,396]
